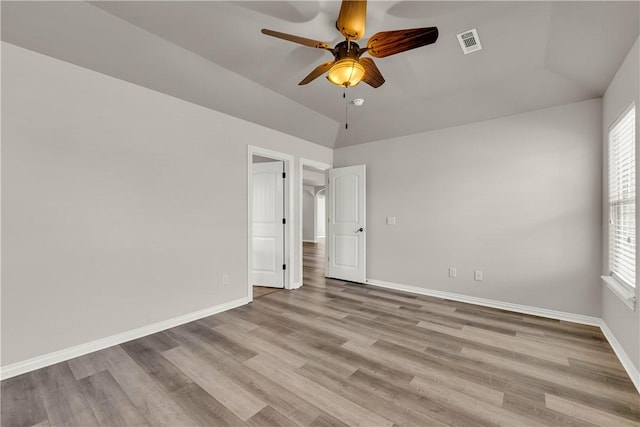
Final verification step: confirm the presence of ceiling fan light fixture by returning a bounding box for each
[327,58,365,87]
[262,0,439,89]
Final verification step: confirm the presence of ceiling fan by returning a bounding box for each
[261,0,438,88]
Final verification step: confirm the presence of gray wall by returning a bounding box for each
[1,43,332,366]
[3,35,634,374]
[601,37,640,373]
[334,99,603,317]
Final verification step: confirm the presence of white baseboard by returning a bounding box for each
[599,321,640,392]
[367,279,600,325]
[367,278,640,394]
[290,281,303,290]
[4,278,639,394]
[0,296,250,380]
[302,240,317,243]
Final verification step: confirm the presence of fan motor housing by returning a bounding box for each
[333,41,362,61]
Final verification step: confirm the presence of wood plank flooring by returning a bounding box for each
[253,287,283,300]
[2,239,638,426]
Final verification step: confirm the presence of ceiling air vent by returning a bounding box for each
[457,28,482,54]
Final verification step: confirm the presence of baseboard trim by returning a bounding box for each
[4,281,639,394]
[599,321,640,392]
[0,296,250,380]
[302,240,317,243]
[367,278,639,393]
[367,279,600,325]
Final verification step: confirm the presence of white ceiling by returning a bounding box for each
[2,1,638,148]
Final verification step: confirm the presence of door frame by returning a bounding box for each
[248,146,294,300]
[299,158,332,288]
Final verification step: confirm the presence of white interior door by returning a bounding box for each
[252,162,284,288]
[326,165,366,283]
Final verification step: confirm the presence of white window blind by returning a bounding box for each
[608,103,636,288]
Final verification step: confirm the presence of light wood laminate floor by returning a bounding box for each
[2,239,638,426]
[253,286,283,300]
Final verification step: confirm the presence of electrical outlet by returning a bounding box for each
[474,270,483,281]
[386,216,396,225]
[222,273,229,285]
[448,267,457,278]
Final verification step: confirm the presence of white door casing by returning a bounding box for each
[251,161,284,288]
[327,165,366,283]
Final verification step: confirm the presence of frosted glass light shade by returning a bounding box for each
[327,59,365,87]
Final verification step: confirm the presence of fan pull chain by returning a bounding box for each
[344,87,348,130]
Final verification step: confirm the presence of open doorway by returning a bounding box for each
[248,147,293,301]
[300,159,331,288]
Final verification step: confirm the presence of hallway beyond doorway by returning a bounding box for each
[303,237,325,286]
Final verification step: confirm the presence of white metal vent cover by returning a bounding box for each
[457,28,482,54]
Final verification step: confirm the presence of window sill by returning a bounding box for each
[602,276,636,311]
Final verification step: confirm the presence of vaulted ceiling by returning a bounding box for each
[2,1,639,148]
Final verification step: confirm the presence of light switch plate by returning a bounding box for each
[387,216,396,225]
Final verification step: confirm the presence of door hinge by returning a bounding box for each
[283,264,287,270]
[282,218,286,224]
[282,172,286,178]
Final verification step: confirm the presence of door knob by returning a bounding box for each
[355,227,365,233]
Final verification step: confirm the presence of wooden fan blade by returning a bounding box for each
[366,27,438,58]
[299,61,335,85]
[261,28,331,50]
[359,58,385,88]
[336,0,367,40]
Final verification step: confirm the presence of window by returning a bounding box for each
[607,103,636,292]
